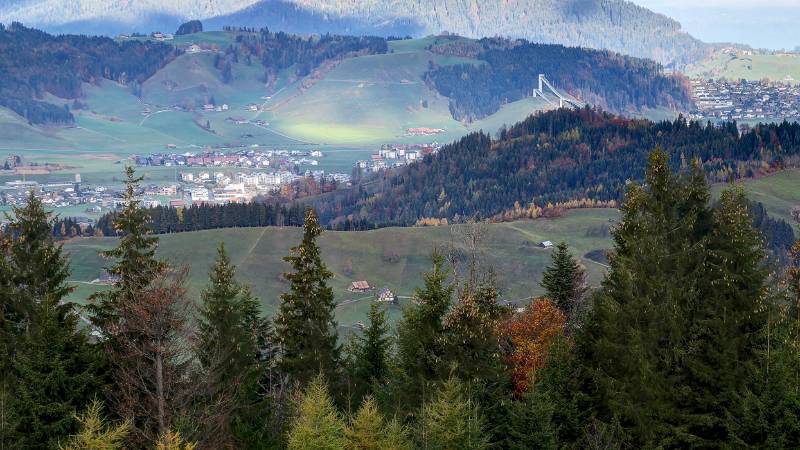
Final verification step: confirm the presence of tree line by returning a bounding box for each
[425,37,692,121]
[314,108,800,228]
[3,153,800,448]
[230,27,387,81]
[0,23,178,124]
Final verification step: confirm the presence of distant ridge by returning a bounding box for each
[0,0,709,67]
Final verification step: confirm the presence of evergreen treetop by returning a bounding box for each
[275,208,340,388]
[89,166,168,331]
[539,242,586,317]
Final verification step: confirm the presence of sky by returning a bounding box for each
[633,0,800,50]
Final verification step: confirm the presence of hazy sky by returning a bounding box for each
[633,0,799,50]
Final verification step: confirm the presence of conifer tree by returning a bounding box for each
[60,399,129,450]
[89,166,168,331]
[155,431,197,450]
[287,375,347,450]
[1,194,102,448]
[677,186,769,446]
[195,243,267,447]
[417,377,489,450]
[346,397,412,450]
[394,251,453,412]
[540,242,586,318]
[577,151,714,446]
[441,273,506,382]
[275,208,340,388]
[197,243,263,386]
[349,302,392,402]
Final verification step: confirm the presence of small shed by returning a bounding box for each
[539,240,554,249]
[349,280,371,292]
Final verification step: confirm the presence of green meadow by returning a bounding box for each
[689,52,800,83]
[63,208,618,328]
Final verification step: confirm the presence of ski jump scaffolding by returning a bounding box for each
[532,74,585,109]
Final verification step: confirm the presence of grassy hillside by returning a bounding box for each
[265,38,556,144]
[688,52,800,83]
[0,34,564,188]
[712,169,800,232]
[62,168,800,328]
[64,208,618,327]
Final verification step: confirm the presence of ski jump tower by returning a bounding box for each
[533,74,584,109]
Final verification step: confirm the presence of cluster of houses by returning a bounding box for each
[134,149,324,169]
[348,280,397,304]
[689,78,800,122]
[406,127,446,136]
[355,143,441,173]
[0,174,122,218]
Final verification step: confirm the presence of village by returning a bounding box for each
[689,78,800,122]
[354,143,442,174]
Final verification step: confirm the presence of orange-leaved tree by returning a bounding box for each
[498,298,566,394]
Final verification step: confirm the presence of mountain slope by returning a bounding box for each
[312,108,800,228]
[0,0,709,67]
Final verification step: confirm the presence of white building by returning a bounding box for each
[189,187,210,202]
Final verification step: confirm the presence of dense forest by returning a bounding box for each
[314,108,800,228]
[209,0,709,68]
[426,37,691,121]
[0,22,178,124]
[3,157,800,448]
[227,26,387,79]
[93,201,307,236]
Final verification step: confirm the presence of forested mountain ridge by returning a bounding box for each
[0,22,178,124]
[425,36,690,121]
[1,0,710,67]
[314,108,800,228]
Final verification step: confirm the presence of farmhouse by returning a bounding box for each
[377,287,396,303]
[349,280,371,292]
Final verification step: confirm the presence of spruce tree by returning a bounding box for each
[346,397,411,450]
[540,242,586,317]
[286,375,347,450]
[89,166,168,331]
[350,302,392,403]
[417,377,489,450]
[2,194,101,448]
[195,243,267,447]
[275,208,340,388]
[394,251,453,413]
[677,186,769,446]
[577,151,713,446]
[197,243,262,386]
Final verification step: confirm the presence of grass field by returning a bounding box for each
[712,169,800,232]
[59,168,800,327]
[688,52,800,83]
[63,208,618,327]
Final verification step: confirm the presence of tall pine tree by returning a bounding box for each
[274,208,340,388]
[394,251,453,415]
[195,243,267,448]
[540,242,587,318]
[89,166,168,331]
[2,193,101,448]
[576,151,714,446]
[349,302,392,404]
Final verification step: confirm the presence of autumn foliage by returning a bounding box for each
[498,298,566,394]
